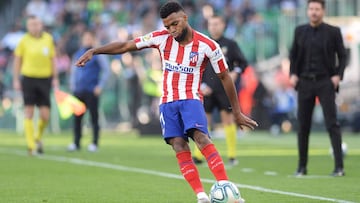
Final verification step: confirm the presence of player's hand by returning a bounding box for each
[94,86,102,96]
[234,112,258,130]
[200,83,212,96]
[52,77,59,90]
[13,79,21,91]
[75,49,94,67]
[289,74,299,88]
[331,75,340,90]
[229,71,238,82]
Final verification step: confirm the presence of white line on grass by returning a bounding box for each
[0,148,355,203]
[287,175,336,179]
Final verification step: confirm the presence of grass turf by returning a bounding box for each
[0,129,359,203]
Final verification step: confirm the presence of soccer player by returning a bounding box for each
[68,31,110,152]
[75,2,257,202]
[192,15,248,166]
[13,15,58,155]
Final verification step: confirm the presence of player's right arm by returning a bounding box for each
[13,38,24,91]
[13,56,22,90]
[76,40,138,67]
[289,26,300,88]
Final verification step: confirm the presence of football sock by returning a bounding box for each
[201,143,228,181]
[24,118,35,150]
[224,124,237,159]
[35,119,48,141]
[176,151,204,194]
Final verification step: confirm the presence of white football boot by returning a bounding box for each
[197,192,210,203]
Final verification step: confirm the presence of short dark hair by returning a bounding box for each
[27,15,39,20]
[159,1,185,19]
[210,15,226,23]
[307,0,325,8]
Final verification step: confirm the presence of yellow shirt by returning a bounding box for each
[14,32,55,78]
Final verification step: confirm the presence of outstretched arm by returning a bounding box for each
[218,71,258,130]
[76,40,138,67]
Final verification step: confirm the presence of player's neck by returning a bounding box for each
[310,20,323,27]
[211,34,222,41]
[179,27,193,46]
[29,31,43,38]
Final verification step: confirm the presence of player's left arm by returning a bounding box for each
[331,27,347,91]
[217,71,258,129]
[208,42,257,129]
[51,57,59,89]
[334,27,347,80]
[50,37,59,89]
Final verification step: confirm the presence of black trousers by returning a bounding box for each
[73,91,100,148]
[297,77,343,170]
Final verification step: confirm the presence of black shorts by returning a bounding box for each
[21,76,52,107]
[203,90,232,113]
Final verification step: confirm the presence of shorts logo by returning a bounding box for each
[189,51,198,63]
[195,123,204,128]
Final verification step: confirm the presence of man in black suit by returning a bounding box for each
[289,0,347,177]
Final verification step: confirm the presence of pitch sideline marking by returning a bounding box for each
[0,148,355,203]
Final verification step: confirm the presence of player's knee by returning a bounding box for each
[170,137,190,152]
[192,131,211,148]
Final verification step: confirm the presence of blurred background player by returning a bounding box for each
[68,30,110,152]
[193,15,248,166]
[13,15,58,155]
[74,2,257,202]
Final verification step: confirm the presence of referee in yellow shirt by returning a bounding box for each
[13,15,58,155]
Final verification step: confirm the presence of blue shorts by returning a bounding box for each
[159,99,209,143]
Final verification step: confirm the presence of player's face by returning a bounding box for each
[162,11,189,42]
[307,2,325,25]
[82,32,94,48]
[26,17,43,36]
[208,17,225,39]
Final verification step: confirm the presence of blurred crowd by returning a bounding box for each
[0,0,299,131]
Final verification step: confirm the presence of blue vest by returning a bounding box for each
[73,48,101,93]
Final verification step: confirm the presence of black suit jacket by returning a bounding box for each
[289,23,347,79]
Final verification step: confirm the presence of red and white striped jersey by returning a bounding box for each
[134,29,228,104]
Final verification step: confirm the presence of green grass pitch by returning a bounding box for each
[0,129,359,203]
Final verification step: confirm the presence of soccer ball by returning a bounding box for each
[209,180,244,203]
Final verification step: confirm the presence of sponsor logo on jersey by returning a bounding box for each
[165,61,194,74]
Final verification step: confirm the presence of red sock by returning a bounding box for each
[201,143,228,181]
[176,151,204,194]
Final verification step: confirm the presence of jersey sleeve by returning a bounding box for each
[133,30,167,50]
[207,43,228,73]
[207,42,228,74]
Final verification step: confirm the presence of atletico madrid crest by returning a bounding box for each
[189,51,198,63]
